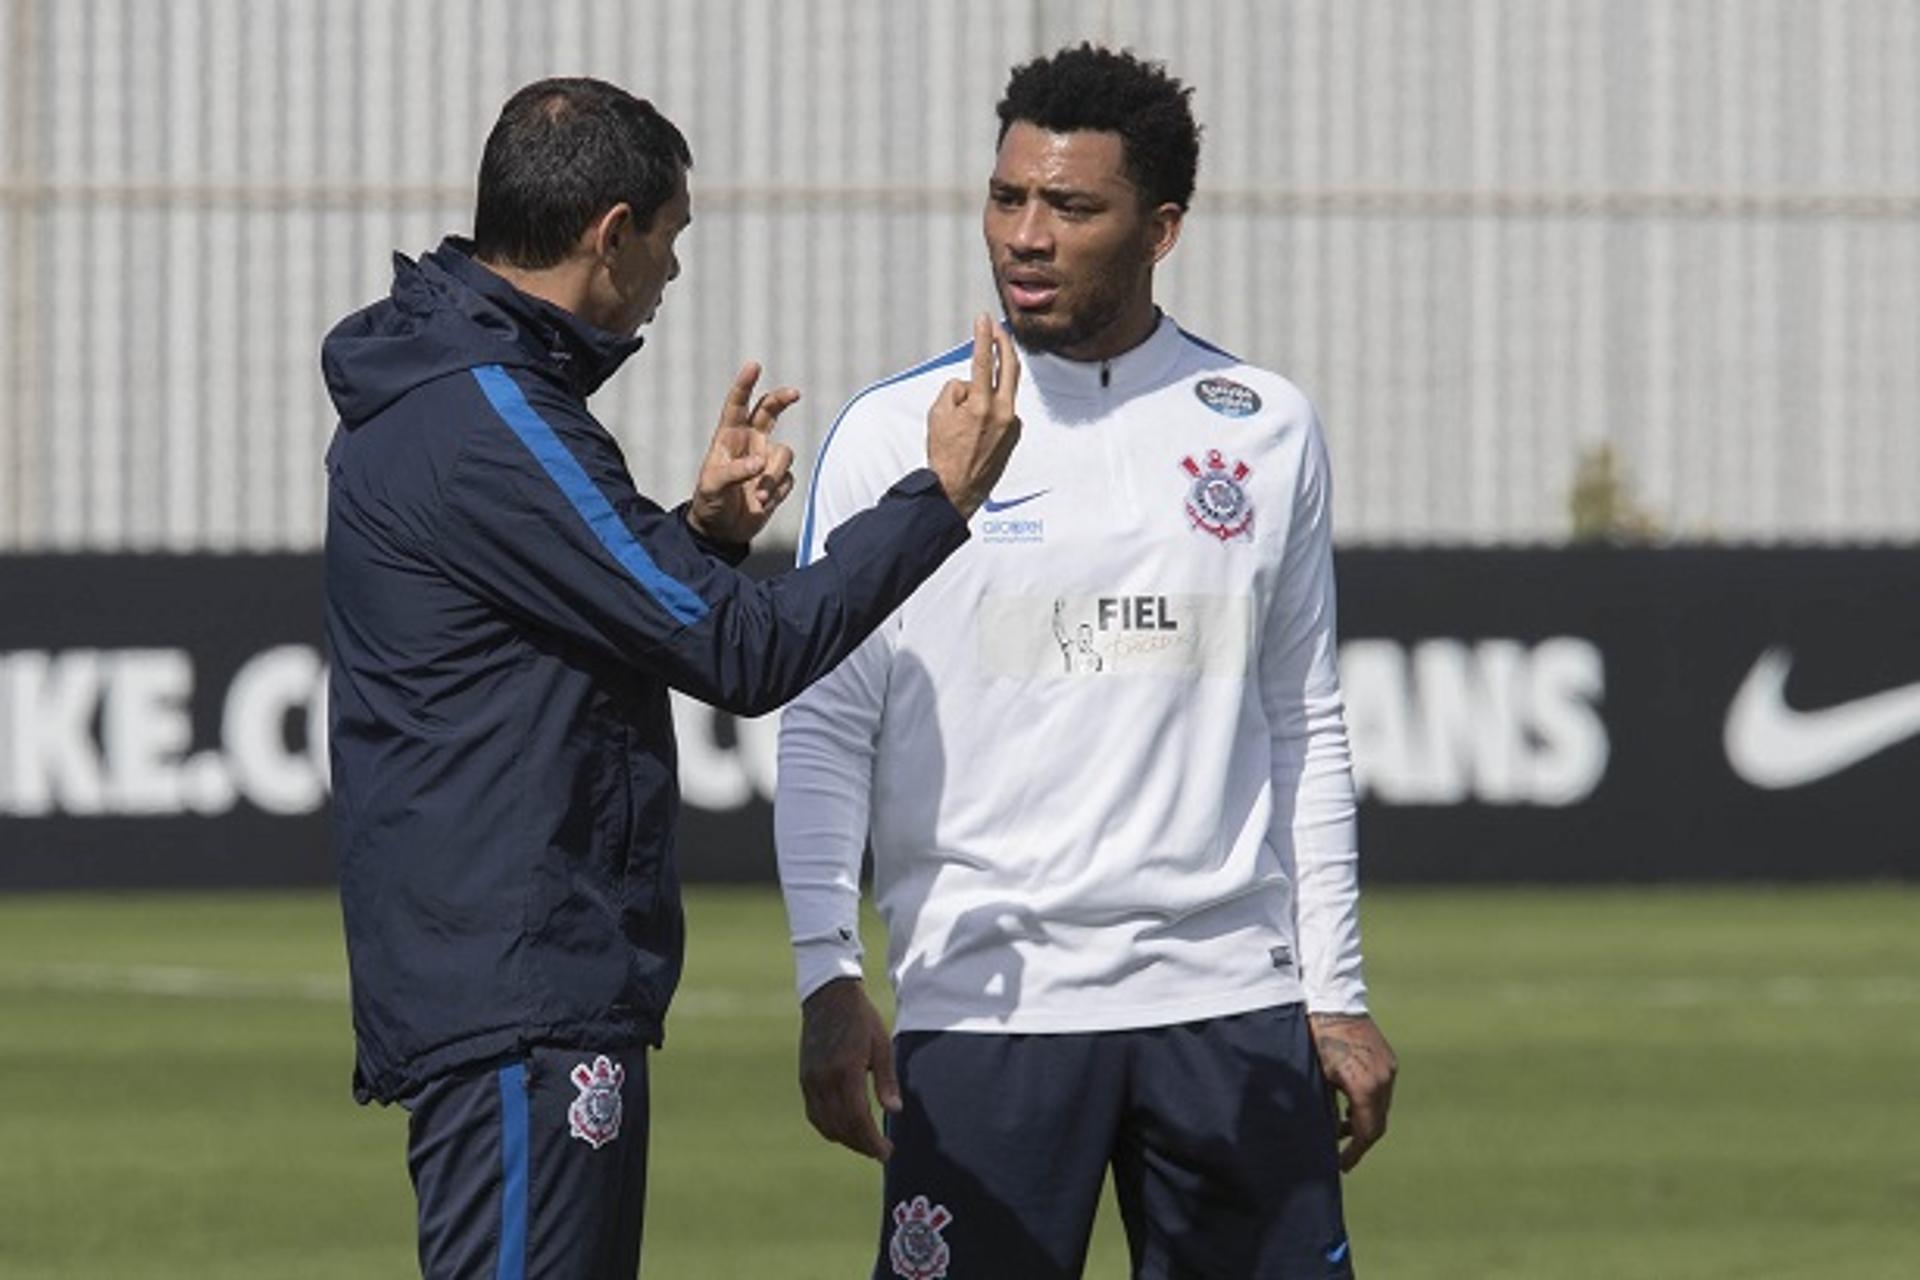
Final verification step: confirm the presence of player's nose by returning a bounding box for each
[1007,203,1053,255]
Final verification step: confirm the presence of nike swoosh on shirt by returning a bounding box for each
[980,488,1050,513]
[1723,647,1920,789]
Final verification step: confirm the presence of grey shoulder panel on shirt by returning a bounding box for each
[798,340,974,564]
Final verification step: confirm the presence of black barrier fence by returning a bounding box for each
[2,550,1915,889]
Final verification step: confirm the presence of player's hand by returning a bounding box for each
[925,314,1022,519]
[686,361,799,546]
[799,977,900,1162]
[1308,1012,1398,1172]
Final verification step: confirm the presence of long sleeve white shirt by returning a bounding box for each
[776,315,1368,1033]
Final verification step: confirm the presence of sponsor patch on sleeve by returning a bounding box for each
[1194,376,1262,417]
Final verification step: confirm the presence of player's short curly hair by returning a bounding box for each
[995,44,1201,210]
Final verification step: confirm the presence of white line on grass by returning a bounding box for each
[1489,975,1920,1008]
[0,963,793,1018]
[0,962,348,1001]
[9,965,1915,1012]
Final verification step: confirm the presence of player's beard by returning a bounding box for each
[994,266,1139,357]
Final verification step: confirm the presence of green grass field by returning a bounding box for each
[2,885,1917,1278]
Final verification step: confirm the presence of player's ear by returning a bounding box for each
[1146,202,1184,266]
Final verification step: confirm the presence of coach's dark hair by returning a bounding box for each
[995,44,1200,210]
[473,77,692,269]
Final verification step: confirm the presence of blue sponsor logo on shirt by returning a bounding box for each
[1194,376,1262,418]
[981,516,1045,544]
[980,488,1048,543]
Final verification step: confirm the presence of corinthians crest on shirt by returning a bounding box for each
[568,1054,625,1149]
[1181,449,1255,542]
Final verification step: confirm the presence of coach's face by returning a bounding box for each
[985,121,1182,361]
[591,167,690,338]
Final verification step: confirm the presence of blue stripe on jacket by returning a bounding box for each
[471,363,709,626]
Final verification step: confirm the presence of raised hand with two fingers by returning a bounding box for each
[687,361,800,546]
[924,314,1023,519]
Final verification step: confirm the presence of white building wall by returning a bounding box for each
[0,0,1915,550]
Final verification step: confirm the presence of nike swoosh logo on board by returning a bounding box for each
[981,489,1050,513]
[1723,647,1920,789]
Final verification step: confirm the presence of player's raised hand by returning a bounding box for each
[687,361,799,546]
[799,977,901,1163]
[925,313,1022,519]
[1308,1012,1398,1172]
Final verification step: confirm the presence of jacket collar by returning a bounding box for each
[426,237,645,399]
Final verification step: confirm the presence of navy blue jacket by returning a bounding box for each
[323,239,965,1103]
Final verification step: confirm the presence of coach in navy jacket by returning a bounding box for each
[327,229,976,1100]
[321,79,1019,1276]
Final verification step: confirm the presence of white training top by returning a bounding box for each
[776,314,1368,1033]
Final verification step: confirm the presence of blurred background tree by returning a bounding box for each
[1570,442,1662,544]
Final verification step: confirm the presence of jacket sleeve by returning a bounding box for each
[1259,407,1369,1015]
[773,400,911,1000]
[431,364,965,717]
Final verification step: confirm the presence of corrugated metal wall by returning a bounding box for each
[2,0,1915,550]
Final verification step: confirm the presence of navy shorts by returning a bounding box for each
[876,1004,1353,1280]
[402,1045,650,1279]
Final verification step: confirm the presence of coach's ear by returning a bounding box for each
[590,202,636,264]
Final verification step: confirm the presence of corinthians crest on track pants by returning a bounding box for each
[402,1045,651,1279]
[875,1005,1353,1280]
